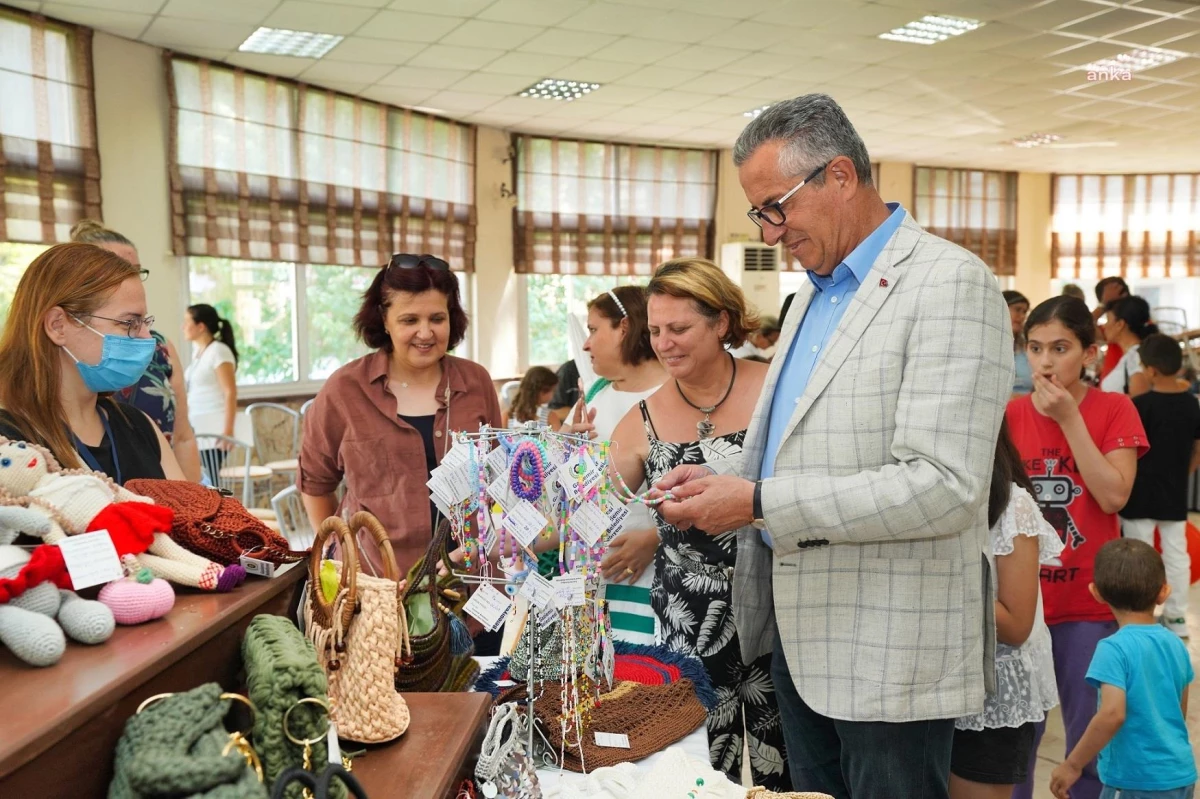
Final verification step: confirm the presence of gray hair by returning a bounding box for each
[69,219,135,248]
[733,94,873,188]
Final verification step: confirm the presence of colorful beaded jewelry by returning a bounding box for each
[509,439,547,502]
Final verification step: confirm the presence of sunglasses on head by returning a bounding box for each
[386,253,450,272]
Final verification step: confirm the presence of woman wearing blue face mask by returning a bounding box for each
[0,243,186,484]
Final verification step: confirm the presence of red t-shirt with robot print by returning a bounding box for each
[1007,389,1148,625]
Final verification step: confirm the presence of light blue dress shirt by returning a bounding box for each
[758,203,906,547]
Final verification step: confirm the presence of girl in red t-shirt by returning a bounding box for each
[1007,296,1147,799]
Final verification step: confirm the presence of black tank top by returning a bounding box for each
[0,399,165,485]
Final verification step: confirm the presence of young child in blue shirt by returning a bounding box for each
[1050,538,1196,799]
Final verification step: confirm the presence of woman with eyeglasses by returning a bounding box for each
[182,303,240,482]
[0,243,186,484]
[70,219,202,482]
[299,253,502,580]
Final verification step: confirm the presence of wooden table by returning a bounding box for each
[0,567,303,798]
[353,692,492,799]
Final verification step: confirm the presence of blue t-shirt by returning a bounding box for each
[1086,623,1196,790]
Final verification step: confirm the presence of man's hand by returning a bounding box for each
[652,464,715,493]
[657,475,755,536]
[1049,761,1081,799]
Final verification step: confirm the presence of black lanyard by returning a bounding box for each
[73,408,122,485]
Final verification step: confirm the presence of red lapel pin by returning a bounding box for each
[879,278,889,287]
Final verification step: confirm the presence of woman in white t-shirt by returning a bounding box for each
[183,303,239,482]
[1100,295,1157,396]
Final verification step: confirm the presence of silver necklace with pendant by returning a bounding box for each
[675,354,737,440]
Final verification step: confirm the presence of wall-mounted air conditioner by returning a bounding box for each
[720,242,781,320]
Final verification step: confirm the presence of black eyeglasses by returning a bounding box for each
[746,161,830,229]
[386,253,450,272]
[76,313,155,338]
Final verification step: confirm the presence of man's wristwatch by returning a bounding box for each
[751,480,767,530]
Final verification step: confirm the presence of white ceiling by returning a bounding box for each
[13,0,1200,172]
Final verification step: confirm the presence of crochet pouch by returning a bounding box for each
[304,513,409,744]
[394,517,478,693]
[474,703,542,799]
[126,478,304,566]
[242,615,345,799]
[107,683,267,799]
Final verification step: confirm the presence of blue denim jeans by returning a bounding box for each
[1100,785,1195,799]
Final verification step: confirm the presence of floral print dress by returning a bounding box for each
[639,401,790,790]
[114,330,177,441]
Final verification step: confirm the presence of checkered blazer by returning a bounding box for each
[723,213,1013,723]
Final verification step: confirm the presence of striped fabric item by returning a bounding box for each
[606,568,657,646]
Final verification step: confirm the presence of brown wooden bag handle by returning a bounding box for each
[310,516,359,630]
[347,511,398,582]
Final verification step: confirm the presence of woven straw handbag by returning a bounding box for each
[305,513,409,744]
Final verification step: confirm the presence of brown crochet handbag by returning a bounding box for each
[395,517,478,693]
[126,478,305,566]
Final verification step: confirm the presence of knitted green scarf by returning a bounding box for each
[242,615,344,799]
[108,683,267,799]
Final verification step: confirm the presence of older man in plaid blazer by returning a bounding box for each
[658,95,1012,798]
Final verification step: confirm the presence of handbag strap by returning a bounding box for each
[270,767,318,799]
[347,512,398,581]
[310,517,359,630]
[318,765,370,799]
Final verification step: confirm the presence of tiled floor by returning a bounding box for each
[1028,562,1200,799]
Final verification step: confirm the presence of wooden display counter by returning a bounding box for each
[0,568,303,798]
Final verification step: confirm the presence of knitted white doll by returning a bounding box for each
[0,525,115,667]
[0,438,245,592]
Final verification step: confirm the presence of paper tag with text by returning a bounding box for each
[570,501,607,547]
[486,446,509,480]
[462,583,511,632]
[558,451,602,499]
[519,571,556,609]
[594,732,630,749]
[537,602,559,629]
[239,553,276,578]
[57,530,124,590]
[503,500,548,548]
[552,573,586,608]
[487,473,516,513]
[604,500,630,535]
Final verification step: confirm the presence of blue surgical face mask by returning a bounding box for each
[63,319,155,393]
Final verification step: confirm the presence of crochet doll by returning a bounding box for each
[0,438,244,592]
[0,525,115,667]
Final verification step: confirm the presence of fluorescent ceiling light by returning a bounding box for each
[518,79,601,101]
[878,15,983,45]
[1083,47,1185,74]
[238,27,344,58]
[1009,132,1063,148]
[744,104,772,118]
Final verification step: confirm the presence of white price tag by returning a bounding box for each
[558,451,603,499]
[518,571,556,609]
[462,584,511,632]
[604,500,630,535]
[537,603,559,629]
[571,501,607,547]
[487,473,516,513]
[441,441,470,472]
[57,530,123,590]
[486,446,509,480]
[552,573,586,608]
[239,553,276,578]
[594,732,630,749]
[327,721,342,765]
[503,500,548,548]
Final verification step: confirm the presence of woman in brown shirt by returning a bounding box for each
[299,254,502,577]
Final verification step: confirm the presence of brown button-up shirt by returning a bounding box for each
[298,350,502,574]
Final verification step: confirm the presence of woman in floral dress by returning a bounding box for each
[608,258,789,789]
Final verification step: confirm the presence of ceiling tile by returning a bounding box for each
[1136,57,1200,79]
[658,109,727,127]
[519,29,619,57]
[672,0,775,20]
[654,44,746,71]
[1108,19,1200,47]
[682,71,762,94]
[1155,30,1200,54]
[587,38,689,66]
[613,65,703,89]
[477,0,590,27]
[651,11,734,43]
[225,52,318,78]
[749,0,865,27]
[1059,8,1165,38]
[324,37,424,64]
[644,90,721,110]
[385,0,494,16]
[360,85,436,106]
[158,0,277,25]
[625,123,689,140]
[377,65,470,89]
[612,105,676,124]
[3,1,42,11]
[317,80,373,95]
[701,20,809,49]
[359,11,461,42]
[701,95,770,115]
[40,4,151,39]
[1047,40,1135,68]
[422,90,518,111]
[440,20,545,50]
[556,58,641,82]
[48,0,161,13]
[141,16,254,49]
[485,95,565,116]
[532,100,626,120]
[483,52,575,77]
[584,84,661,104]
[407,44,505,71]
[1127,0,1200,14]
[262,1,377,36]
[564,120,639,137]
[557,4,664,36]
[449,72,540,94]
[988,32,1091,59]
[300,60,396,84]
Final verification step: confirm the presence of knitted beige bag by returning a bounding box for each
[745,789,835,799]
[305,513,410,744]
